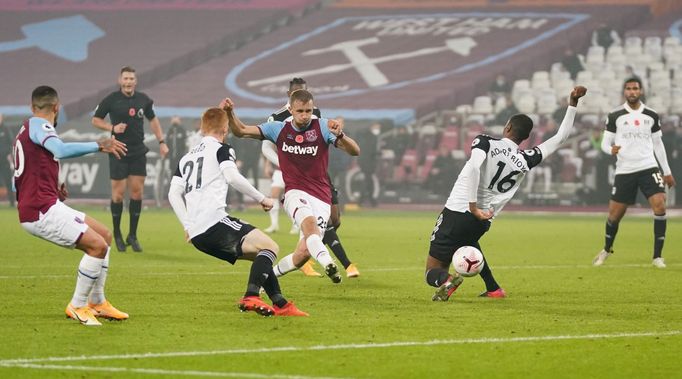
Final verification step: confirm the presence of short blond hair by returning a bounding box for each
[201,107,228,134]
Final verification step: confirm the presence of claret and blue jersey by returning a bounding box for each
[258,116,337,204]
[13,117,99,222]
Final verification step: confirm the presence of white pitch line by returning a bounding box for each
[1,330,679,366]
[1,363,349,379]
[0,263,677,280]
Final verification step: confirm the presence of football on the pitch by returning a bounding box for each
[452,246,485,277]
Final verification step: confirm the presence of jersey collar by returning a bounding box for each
[623,101,644,114]
[202,135,222,144]
[501,137,519,149]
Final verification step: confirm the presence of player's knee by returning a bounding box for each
[262,240,279,256]
[111,193,124,203]
[101,228,112,246]
[87,239,109,258]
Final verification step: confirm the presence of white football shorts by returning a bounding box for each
[283,189,329,236]
[21,200,89,248]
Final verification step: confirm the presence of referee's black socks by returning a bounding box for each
[111,201,123,237]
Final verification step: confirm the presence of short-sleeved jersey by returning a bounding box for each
[259,117,336,204]
[268,104,322,123]
[94,90,156,156]
[445,135,543,217]
[171,136,237,238]
[13,117,61,222]
[605,102,661,175]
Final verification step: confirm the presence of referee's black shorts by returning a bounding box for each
[109,153,147,180]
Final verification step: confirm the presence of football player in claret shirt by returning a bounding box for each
[14,86,128,326]
[592,77,676,268]
[426,86,587,301]
[262,77,360,279]
[223,90,360,284]
[168,107,307,316]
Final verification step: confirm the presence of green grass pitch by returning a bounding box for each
[0,206,680,378]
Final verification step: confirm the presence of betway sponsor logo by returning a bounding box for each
[282,142,318,156]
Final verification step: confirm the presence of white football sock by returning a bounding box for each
[269,201,279,228]
[71,254,104,308]
[273,253,296,277]
[306,234,333,267]
[88,248,110,305]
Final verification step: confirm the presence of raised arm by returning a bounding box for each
[220,98,264,139]
[537,86,587,158]
[328,118,360,156]
[43,137,126,159]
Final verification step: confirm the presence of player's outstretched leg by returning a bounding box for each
[260,271,308,317]
[239,249,279,316]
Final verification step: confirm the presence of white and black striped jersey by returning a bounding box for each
[602,102,664,175]
[445,135,543,217]
[170,136,238,238]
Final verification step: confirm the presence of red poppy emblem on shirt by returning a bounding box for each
[305,130,318,142]
[128,108,136,117]
[295,135,304,143]
[634,119,640,126]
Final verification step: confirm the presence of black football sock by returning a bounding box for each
[604,219,619,251]
[425,268,451,288]
[128,199,142,237]
[111,201,123,236]
[323,228,351,268]
[653,214,666,259]
[479,256,500,292]
[262,273,287,308]
[245,250,276,297]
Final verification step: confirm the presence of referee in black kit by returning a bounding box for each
[92,66,168,252]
